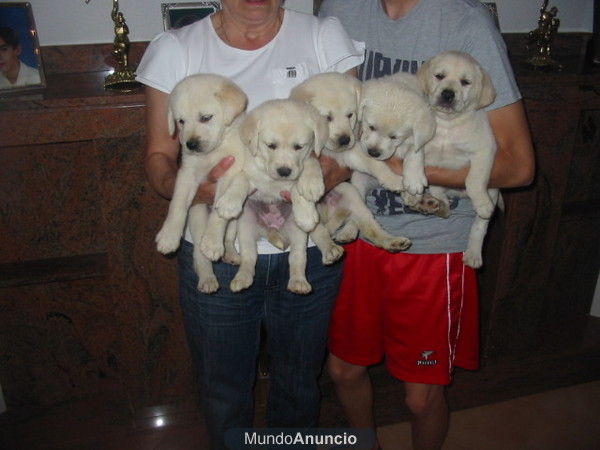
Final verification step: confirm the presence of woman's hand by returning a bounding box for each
[193,156,236,205]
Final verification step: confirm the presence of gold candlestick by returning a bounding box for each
[526,0,563,70]
[104,0,141,91]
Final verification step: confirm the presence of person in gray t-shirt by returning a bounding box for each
[320,1,535,449]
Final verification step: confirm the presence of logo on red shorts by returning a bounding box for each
[416,350,438,366]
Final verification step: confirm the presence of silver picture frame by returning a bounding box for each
[162,2,221,30]
[0,2,46,97]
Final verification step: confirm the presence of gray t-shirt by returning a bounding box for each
[320,0,521,253]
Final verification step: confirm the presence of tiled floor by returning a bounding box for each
[378,380,600,450]
[2,380,599,449]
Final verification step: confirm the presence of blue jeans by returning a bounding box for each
[177,241,343,449]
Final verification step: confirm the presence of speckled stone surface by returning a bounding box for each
[0,42,192,411]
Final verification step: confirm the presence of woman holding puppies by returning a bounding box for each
[136,0,363,448]
[320,0,535,449]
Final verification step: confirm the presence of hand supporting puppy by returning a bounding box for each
[192,156,236,205]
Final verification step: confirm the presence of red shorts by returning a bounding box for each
[328,239,479,385]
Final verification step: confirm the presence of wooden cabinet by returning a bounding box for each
[479,35,600,361]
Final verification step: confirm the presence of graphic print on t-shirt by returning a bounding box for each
[359,49,420,80]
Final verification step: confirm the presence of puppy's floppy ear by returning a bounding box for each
[240,109,260,156]
[289,83,315,103]
[477,68,496,110]
[416,59,432,95]
[167,106,176,137]
[217,82,248,125]
[412,107,436,152]
[310,108,329,156]
[348,76,362,112]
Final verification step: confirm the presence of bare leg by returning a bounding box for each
[404,383,448,450]
[327,354,380,448]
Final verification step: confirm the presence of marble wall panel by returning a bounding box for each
[0,141,106,263]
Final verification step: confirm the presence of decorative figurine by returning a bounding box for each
[104,0,141,90]
[526,0,563,70]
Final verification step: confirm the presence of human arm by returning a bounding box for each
[143,86,235,203]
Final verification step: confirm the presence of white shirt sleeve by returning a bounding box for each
[135,32,187,94]
[316,16,365,73]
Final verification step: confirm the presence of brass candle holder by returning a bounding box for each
[104,0,141,91]
[526,0,563,70]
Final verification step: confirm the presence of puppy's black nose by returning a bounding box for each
[338,135,351,147]
[441,89,455,103]
[186,139,201,152]
[277,167,292,178]
[368,148,381,158]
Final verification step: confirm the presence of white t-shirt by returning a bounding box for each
[137,9,364,109]
[0,61,41,88]
[136,8,365,252]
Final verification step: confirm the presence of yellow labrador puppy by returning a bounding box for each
[155,73,247,292]
[201,99,328,293]
[417,50,499,268]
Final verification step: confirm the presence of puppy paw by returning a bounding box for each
[197,276,219,294]
[230,272,254,292]
[215,196,243,220]
[155,225,181,254]
[294,207,319,233]
[223,247,241,265]
[266,228,289,251]
[403,173,427,196]
[333,222,359,243]
[434,201,451,218]
[463,249,483,269]
[381,236,412,252]
[297,176,325,202]
[321,243,345,265]
[200,236,224,261]
[401,191,423,207]
[380,176,404,193]
[288,277,312,294]
[473,199,494,220]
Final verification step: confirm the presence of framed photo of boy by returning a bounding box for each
[0,2,45,96]
[162,2,221,30]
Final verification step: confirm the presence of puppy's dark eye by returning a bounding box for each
[369,125,376,131]
[267,143,277,150]
[326,114,333,122]
[389,134,397,140]
[199,114,213,123]
[347,113,354,119]
[293,144,303,151]
[460,79,471,86]
[434,73,445,80]
[178,119,185,126]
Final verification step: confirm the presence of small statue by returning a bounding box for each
[104,0,141,91]
[526,0,563,70]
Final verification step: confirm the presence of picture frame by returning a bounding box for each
[162,2,221,30]
[0,2,46,97]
